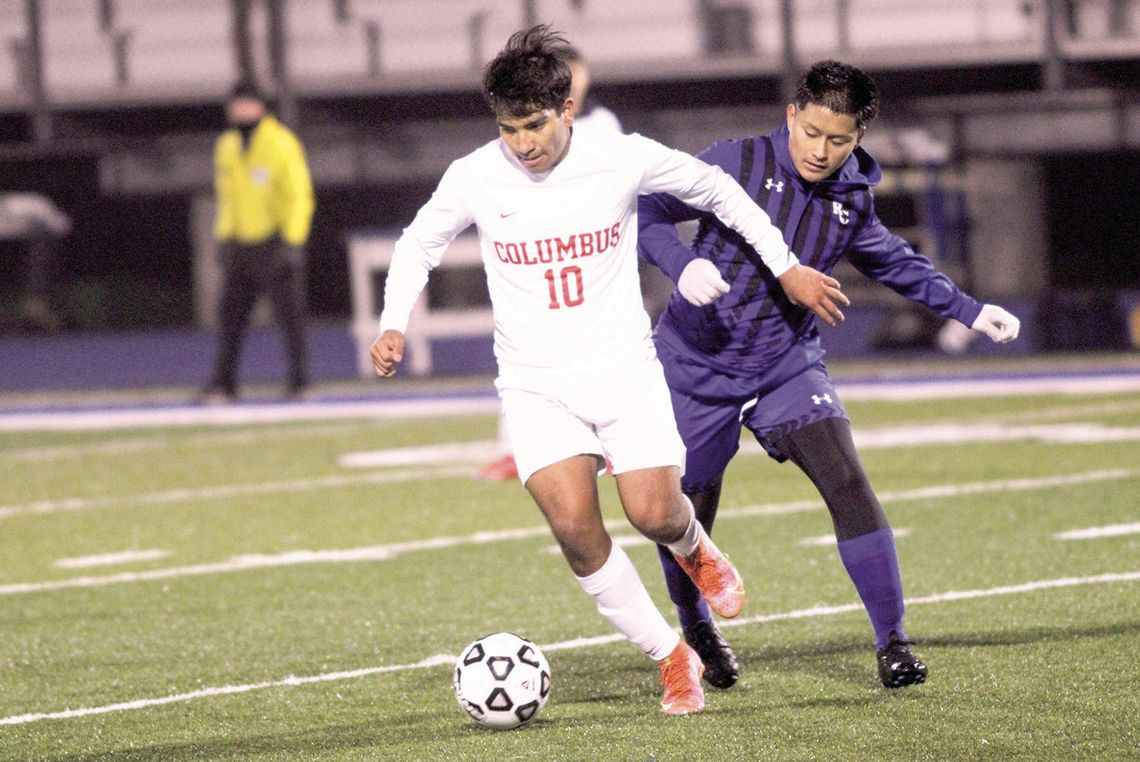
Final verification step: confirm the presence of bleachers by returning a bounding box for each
[0,0,25,101]
[1,0,1135,109]
[40,0,119,99]
[345,0,512,77]
[111,0,232,95]
[833,0,1040,50]
[530,0,702,65]
[285,1,372,83]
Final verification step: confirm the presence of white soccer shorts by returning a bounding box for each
[499,355,686,484]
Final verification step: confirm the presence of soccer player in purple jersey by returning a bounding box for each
[372,27,853,716]
[638,60,1020,689]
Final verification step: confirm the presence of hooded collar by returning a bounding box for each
[770,123,882,194]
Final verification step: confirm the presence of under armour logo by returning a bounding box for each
[832,202,850,225]
[811,393,833,405]
[765,178,784,192]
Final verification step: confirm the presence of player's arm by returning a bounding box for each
[637,140,747,281]
[374,165,473,377]
[638,188,734,306]
[847,214,1019,342]
[637,191,701,283]
[634,135,848,323]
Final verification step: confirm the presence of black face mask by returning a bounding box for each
[234,118,261,149]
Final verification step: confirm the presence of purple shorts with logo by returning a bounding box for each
[655,332,848,493]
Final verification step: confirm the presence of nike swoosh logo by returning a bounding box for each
[499,211,517,218]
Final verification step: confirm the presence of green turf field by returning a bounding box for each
[1,380,1138,760]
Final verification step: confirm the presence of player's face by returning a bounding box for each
[785,102,863,183]
[497,102,574,174]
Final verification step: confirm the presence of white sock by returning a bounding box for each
[575,545,680,661]
[665,500,702,558]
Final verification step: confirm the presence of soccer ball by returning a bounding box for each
[453,631,551,730]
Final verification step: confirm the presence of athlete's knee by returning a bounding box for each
[784,417,887,538]
[619,482,689,543]
[546,505,606,546]
[626,497,690,543]
[552,532,611,577]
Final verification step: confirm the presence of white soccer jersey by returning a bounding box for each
[573,103,622,136]
[379,129,796,388]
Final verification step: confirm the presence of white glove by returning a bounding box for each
[971,303,1020,343]
[678,259,730,306]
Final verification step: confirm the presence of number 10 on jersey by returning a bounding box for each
[544,266,584,309]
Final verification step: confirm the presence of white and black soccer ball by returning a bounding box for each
[453,631,551,730]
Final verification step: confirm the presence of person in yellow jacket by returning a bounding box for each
[202,80,315,402]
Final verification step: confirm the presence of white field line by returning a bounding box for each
[797,528,912,547]
[55,550,170,569]
[1055,522,1140,541]
[0,397,500,432]
[337,422,1140,470]
[544,533,654,554]
[564,527,922,554]
[2,419,1132,522]
[0,422,378,464]
[0,372,1136,433]
[2,468,1135,598]
[789,422,1140,453]
[339,440,493,468]
[2,568,1137,727]
[0,465,474,521]
[0,653,457,727]
[992,398,1140,423]
[834,374,1140,400]
[4,421,1127,523]
[7,398,1139,466]
[721,468,1137,520]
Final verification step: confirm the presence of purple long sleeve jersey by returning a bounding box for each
[638,124,984,376]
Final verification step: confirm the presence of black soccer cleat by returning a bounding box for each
[876,631,928,688]
[683,619,739,689]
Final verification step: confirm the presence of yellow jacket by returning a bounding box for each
[213,115,314,246]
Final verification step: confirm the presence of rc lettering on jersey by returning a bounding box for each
[494,221,621,265]
[832,202,850,225]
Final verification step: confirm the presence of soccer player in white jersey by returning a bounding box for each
[476,42,625,482]
[370,25,849,716]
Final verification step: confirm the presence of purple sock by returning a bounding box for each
[656,544,713,630]
[837,527,906,650]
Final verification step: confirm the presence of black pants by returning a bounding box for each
[208,240,307,395]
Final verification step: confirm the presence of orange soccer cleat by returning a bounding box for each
[475,454,519,481]
[672,529,746,619]
[658,641,705,716]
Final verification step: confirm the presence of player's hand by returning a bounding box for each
[777,264,849,327]
[971,304,1020,343]
[370,330,405,378]
[678,258,730,306]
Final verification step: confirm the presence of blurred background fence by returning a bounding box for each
[0,0,1137,388]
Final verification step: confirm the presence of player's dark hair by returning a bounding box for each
[482,24,573,117]
[794,60,880,129]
